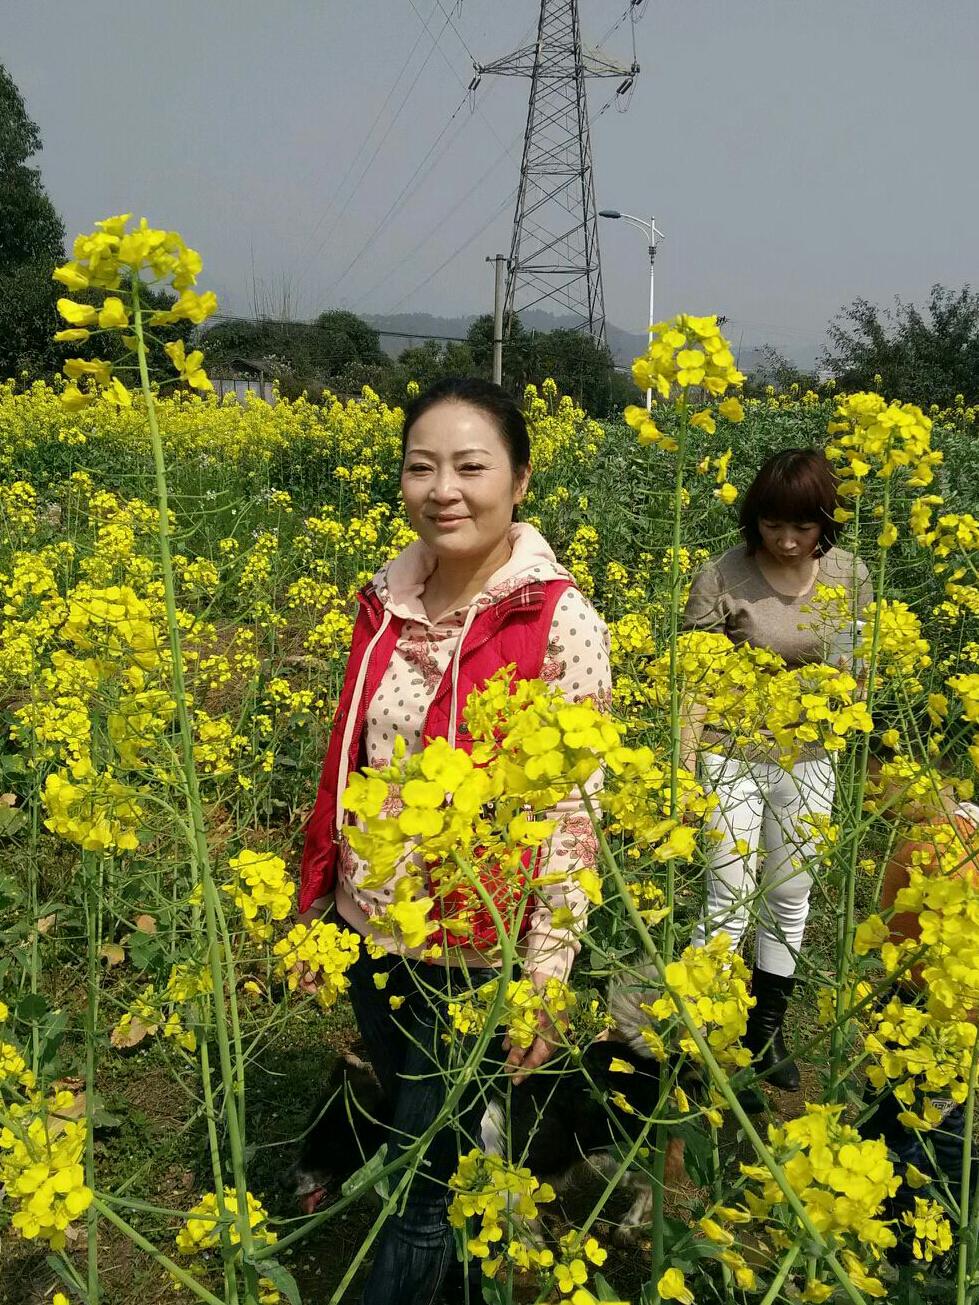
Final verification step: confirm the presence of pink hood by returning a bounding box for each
[373,522,574,621]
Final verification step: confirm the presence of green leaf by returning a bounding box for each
[477,1275,510,1305]
[128,928,163,971]
[245,1258,302,1305]
[17,992,48,1021]
[341,1143,389,1199]
[677,1118,715,1187]
[38,1008,68,1070]
[591,1271,627,1300]
[0,803,27,836]
[45,1254,91,1303]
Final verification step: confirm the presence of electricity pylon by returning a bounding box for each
[476,1,639,345]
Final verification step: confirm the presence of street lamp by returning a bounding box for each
[599,209,665,410]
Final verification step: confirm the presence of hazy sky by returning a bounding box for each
[6,0,977,361]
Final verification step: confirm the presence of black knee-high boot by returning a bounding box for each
[744,967,800,1092]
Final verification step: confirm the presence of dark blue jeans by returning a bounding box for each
[347,947,503,1305]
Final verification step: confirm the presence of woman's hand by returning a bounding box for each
[503,971,568,1086]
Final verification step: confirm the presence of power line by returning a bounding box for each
[407,0,522,166]
[304,4,457,277]
[432,0,478,64]
[351,124,525,312]
[386,185,519,314]
[290,11,435,274]
[321,86,475,302]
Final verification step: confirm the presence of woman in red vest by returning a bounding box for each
[297,377,610,1304]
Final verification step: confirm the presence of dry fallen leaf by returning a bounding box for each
[134,913,157,934]
[35,913,58,936]
[99,942,126,967]
[47,1090,86,1138]
[0,792,17,807]
[110,1015,155,1049]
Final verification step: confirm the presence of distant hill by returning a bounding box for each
[364,310,777,374]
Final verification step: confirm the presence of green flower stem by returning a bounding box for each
[648,396,690,1299]
[82,848,101,1305]
[757,1242,802,1305]
[831,484,889,1099]
[92,1196,225,1305]
[212,880,249,1148]
[131,292,259,1304]
[664,397,688,964]
[27,737,41,1074]
[583,792,870,1305]
[955,1029,979,1305]
[199,1033,240,1305]
[712,1128,736,1304]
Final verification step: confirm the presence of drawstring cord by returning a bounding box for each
[447,604,479,747]
[335,610,393,831]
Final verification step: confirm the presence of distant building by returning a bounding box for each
[209,357,276,404]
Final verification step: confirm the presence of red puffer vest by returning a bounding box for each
[297,577,572,931]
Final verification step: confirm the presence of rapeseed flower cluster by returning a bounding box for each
[631,314,745,402]
[53,215,217,409]
[273,920,362,1010]
[857,600,932,695]
[0,1097,93,1250]
[174,1186,282,1300]
[448,1148,556,1280]
[740,1103,900,1295]
[42,758,144,854]
[624,315,746,458]
[175,1185,276,1253]
[639,933,753,1072]
[649,631,873,765]
[826,391,941,507]
[224,849,295,943]
[112,962,212,1053]
[854,819,979,1125]
[446,975,577,1047]
[344,668,718,948]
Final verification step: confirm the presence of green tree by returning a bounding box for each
[0,63,66,378]
[821,284,979,406]
[312,309,385,370]
[203,309,389,396]
[524,328,616,415]
[394,339,475,392]
[465,312,530,382]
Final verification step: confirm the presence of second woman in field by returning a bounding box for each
[681,448,871,1101]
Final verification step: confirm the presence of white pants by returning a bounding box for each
[692,751,836,977]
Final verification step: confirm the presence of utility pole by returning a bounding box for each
[486,253,506,385]
[475,1,639,346]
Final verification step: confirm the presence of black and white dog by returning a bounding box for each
[290,1028,685,1246]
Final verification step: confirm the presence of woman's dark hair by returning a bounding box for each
[401,377,531,522]
[401,376,531,473]
[739,448,840,555]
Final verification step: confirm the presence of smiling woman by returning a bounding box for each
[399,378,531,617]
[296,375,611,1305]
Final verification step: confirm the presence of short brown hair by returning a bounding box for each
[739,449,840,555]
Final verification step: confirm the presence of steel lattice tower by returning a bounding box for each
[477,1,638,344]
